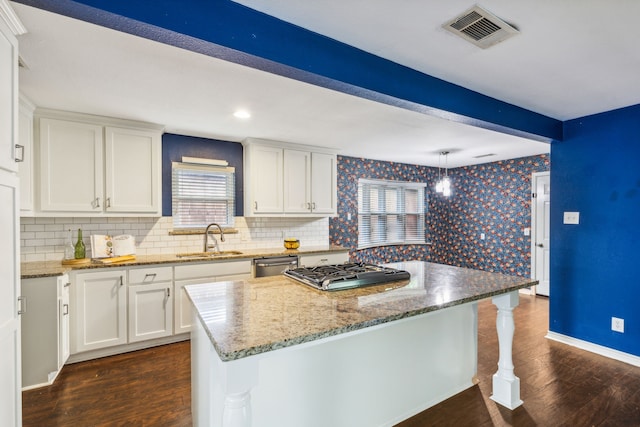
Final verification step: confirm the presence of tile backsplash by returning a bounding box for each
[20,216,329,262]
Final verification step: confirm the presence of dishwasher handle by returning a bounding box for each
[255,259,298,267]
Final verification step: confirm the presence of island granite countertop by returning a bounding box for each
[20,245,348,279]
[186,260,537,362]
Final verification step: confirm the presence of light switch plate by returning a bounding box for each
[563,211,580,224]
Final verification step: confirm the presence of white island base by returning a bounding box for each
[191,292,522,427]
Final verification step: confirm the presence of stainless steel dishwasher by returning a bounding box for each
[253,255,299,277]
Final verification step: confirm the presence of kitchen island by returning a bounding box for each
[186,261,536,427]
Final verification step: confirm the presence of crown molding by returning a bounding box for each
[0,0,27,35]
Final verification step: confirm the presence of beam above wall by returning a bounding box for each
[16,0,563,142]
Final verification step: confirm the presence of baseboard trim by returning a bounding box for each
[67,333,190,364]
[546,331,640,367]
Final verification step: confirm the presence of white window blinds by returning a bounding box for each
[172,162,235,229]
[357,178,426,249]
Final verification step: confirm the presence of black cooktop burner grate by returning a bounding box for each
[284,262,411,291]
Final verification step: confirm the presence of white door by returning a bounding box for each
[39,118,104,212]
[532,172,551,296]
[310,152,336,214]
[74,270,127,352]
[250,145,283,214]
[128,282,173,342]
[284,149,311,213]
[0,11,21,426]
[104,126,160,213]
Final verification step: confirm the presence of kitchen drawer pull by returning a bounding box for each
[145,273,157,279]
[15,144,24,162]
[166,288,170,298]
[18,296,27,315]
[95,197,101,208]
[119,276,124,287]
[254,201,258,210]
[64,282,71,287]
[105,197,111,208]
[312,202,316,210]
[63,303,69,316]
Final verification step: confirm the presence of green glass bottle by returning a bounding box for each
[74,228,86,259]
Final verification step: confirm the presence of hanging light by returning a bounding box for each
[435,151,452,197]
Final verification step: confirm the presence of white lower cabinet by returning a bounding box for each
[128,266,173,342]
[174,260,252,334]
[72,269,127,353]
[21,274,70,389]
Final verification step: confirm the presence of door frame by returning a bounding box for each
[530,171,550,296]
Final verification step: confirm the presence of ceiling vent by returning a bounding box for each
[443,5,519,49]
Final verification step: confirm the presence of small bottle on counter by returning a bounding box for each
[64,228,75,260]
[74,228,86,259]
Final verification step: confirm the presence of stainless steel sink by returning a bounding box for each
[176,250,243,259]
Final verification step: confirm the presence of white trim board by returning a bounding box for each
[546,331,640,367]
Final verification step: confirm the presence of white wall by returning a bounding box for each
[20,216,329,262]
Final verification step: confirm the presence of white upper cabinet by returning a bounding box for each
[39,117,104,213]
[105,126,160,213]
[17,95,35,215]
[36,110,163,216]
[244,138,337,217]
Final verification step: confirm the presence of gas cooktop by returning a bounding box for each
[283,262,411,291]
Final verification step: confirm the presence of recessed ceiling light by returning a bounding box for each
[233,110,251,119]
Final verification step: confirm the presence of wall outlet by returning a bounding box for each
[563,211,580,224]
[611,317,625,333]
[480,233,485,240]
[524,227,530,236]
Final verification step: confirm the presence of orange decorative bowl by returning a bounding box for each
[284,238,300,249]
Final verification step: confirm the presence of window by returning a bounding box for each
[357,178,426,249]
[172,162,235,229]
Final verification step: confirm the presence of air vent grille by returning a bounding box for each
[473,153,497,159]
[443,5,519,49]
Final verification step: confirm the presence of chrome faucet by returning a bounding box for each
[203,223,225,253]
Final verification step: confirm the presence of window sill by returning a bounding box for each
[169,228,238,236]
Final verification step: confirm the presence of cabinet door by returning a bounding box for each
[0,17,18,173]
[58,276,70,368]
[174,279,205,334]
[0,17,21,424]
[74,270,127,352]
[128,282,173,342]
[284,149,311,213]
[17,97,34,213]
[249,145,283,214]
[105,126,160,214]
[310,152,337,214]
[39,118,103,212]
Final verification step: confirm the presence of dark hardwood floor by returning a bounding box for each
[23,295,640,426]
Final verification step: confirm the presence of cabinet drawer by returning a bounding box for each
[299,252,349,267]
[175,260,252,280]
[128,266,173,284]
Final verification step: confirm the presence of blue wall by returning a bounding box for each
[162,133,244,217]
[551,104,640,356]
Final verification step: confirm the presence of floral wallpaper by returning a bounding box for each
[330,154,550,277]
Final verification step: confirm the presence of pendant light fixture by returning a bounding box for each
[435,151,451,197]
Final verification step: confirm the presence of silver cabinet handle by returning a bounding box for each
[306,202,311,210]
[105,197,111,208]
[18,296,27,315]
[63,304,69,316]
[312,202,316,210]
[166,288,171,298]
[64,282,71,287]
[536,243,544,248]
[254,201,258,210]
[95,197,101,208]
[14,144,24,162]
[119,276,124,287]
[145,273,157,280]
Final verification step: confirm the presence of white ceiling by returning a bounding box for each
[16,1,637,167]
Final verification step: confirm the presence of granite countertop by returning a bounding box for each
[186,260,537,362]
[20,245,349,279]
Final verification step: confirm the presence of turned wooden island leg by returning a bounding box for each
[490,291,523,410]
